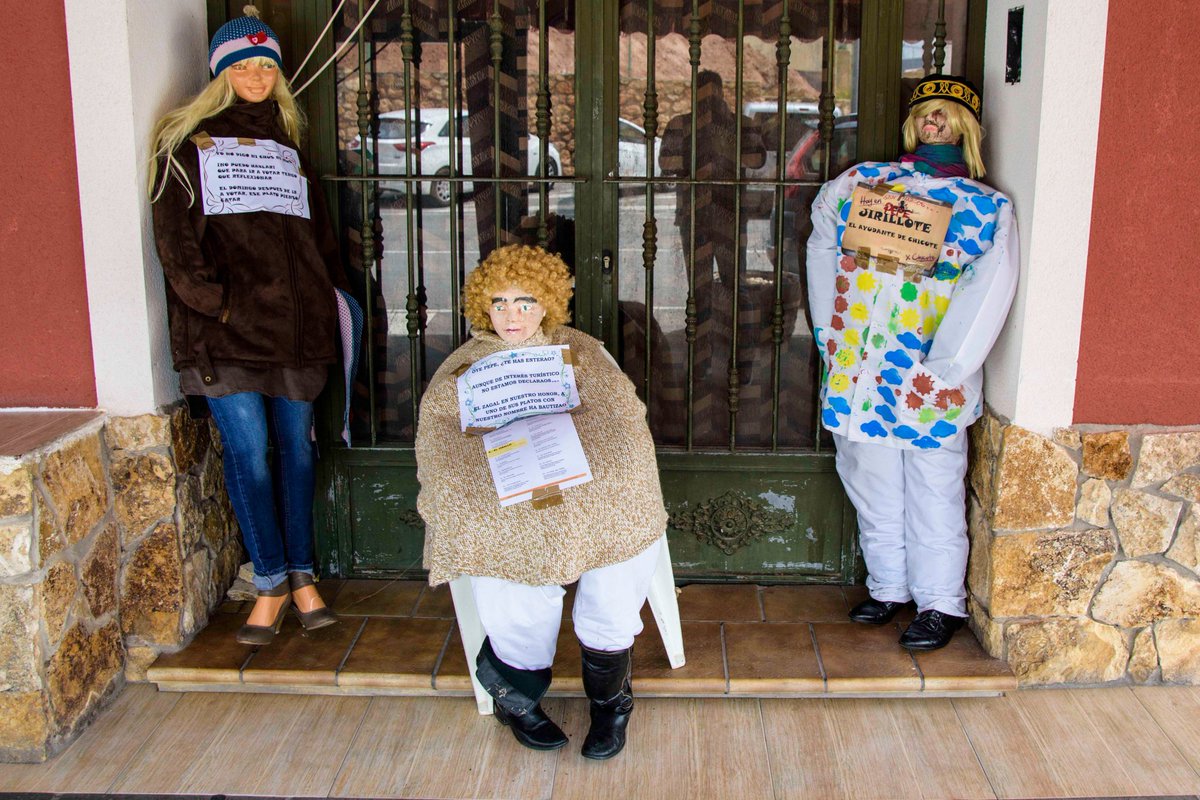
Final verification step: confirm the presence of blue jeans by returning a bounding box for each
[207,393,316,592]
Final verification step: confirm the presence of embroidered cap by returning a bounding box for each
[208,5,283,76]
[908,74,982,121]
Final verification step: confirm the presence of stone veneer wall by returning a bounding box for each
[968,408,1200,686]
[0,408,239,762]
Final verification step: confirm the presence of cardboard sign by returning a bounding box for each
[840,183,952,271]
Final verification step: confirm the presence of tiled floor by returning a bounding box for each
[148,581,1015,696]
[3,683,1200,798]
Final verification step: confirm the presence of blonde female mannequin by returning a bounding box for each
[150,6,348,645]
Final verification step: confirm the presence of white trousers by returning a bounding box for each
[834,433,969,616]
[469,539,662,671]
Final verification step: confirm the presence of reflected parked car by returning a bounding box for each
[616,117,662,181]
[355,108,562,206]
[769,115,858,272]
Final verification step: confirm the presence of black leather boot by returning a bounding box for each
[475,638,568,751]
[580,644,634,760]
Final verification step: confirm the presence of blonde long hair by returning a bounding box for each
[147,57,305,203]
[902,99,986,179]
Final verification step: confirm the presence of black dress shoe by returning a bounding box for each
[899,610,966,651]
[493,702,569,751]
[848,598,907,625]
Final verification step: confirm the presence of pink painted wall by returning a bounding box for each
[1074,0,1200,424]
[0,3,96,407]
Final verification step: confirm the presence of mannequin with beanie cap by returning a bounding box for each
[149,5,349,645]
[805,74,1019,650]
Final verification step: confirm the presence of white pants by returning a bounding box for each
[469,539,662,671]
[834,433,969,616]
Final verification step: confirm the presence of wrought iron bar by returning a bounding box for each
[642,0,658,408]
[490,1,503,245]
[401,0,421,429]
[447,6,462,350]
[814,0,838,455]
[933,0,948,73]
[727,5,745,452]
[536,0,551,247]
[324,174,582,184]
[684,0,701,451]
[354,0,378,445]
[770,2,791,451]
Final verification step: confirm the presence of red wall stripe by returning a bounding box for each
[1074,0,1200,425]
[0,3,96,408]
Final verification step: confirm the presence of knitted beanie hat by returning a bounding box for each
[208,5,283,76]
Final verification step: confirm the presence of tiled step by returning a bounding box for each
[148,582,1015,697]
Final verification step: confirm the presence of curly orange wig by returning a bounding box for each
[463,245,573,334]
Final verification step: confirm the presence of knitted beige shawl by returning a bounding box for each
[417,326,667,586]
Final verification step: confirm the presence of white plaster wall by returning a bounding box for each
[981,0,1108,434]
[65,0,208,416]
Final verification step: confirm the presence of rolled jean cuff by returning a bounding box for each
[253,570,289,593]
[288,565,315,578]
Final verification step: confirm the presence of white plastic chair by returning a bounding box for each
[448,533,686,715]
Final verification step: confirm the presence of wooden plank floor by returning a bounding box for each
[148,582,1016,697]
[3,683,1200,799]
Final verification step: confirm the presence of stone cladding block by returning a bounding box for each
[1167,509,1200,574]
[181,548,213,636]
[1076,478,1112,528]
[989,529,1115,617]
[1157,618,1200,683]
[81,523,120,619]
[1133,432,1200,487]
[1004,617,1128,685]
[39,561,79,646]
[104,415,170,452]
[0,584,41,692]
[198,446,225,498]
[969,413,1004,513]
[1129,627,1159,683]
[1091,560,1200,628]
[0,691,50,762]
[1081,430,1132,481]
[124,645,159,683]
[0,522,33,577]
[1052,427,1082,450]
[0,466,33,518]
[111,451,176,545]
[967,597,1004,657]
[170,407,211,474]
[120,521,183,645]
[1111,488,1182,557]
[176,476,204,552]
[36,493,63,567]
[40,435,107,546]
[1161,473,1200,503]
[992,425,1078,531]
[45,620,122,730]
[966,495,993,608]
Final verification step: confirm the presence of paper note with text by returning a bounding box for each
[482,413,592,507]
[457,345,580,433]
[195,135,311,218]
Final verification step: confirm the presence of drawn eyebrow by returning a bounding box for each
[490,296,538,304]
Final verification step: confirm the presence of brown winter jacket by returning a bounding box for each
[152,100,349,382]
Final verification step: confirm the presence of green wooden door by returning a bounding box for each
[216,0,985,583]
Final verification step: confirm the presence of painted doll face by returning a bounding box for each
[488,285,546,344]
[915,107,960,145]
[226,59,279,103]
